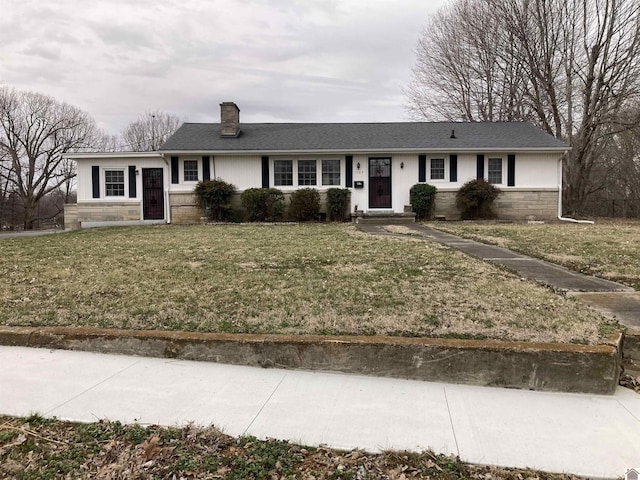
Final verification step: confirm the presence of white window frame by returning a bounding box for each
[298,159,317,186]
[183,159,199,183]
[430,158,446,181]
[104,168,126,198]
[274,159,294,186]
[487,157,503,185]
[272,158,343,188]
[322,159,341,186]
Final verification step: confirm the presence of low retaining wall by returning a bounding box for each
[0,326,621,395]
[624,329,640,361]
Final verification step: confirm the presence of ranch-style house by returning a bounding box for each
[64,102,569,228]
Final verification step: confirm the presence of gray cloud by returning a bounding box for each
[0,0,445,133]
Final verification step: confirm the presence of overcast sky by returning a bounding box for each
[1,0,446,134]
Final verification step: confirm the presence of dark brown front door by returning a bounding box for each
[142,168,164,220]
[369,157,391,208]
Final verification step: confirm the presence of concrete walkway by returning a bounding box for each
[358,223,640,330]
[1,345,639,479]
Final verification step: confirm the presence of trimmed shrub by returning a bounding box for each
[194,179,237,221]
[455,178,501,220]
[241,188,285,222]
[326,188,350,221]
[410,183,438,220]
[288,188,321,221]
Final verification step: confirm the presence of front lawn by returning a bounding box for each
[431,219,640,290]
[0,224,611,344]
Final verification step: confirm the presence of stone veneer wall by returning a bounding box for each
[169,192,202,224]
[434,189,559,221]
[64,204,78,229]
[64,202,141,229]
[169,190,332,224]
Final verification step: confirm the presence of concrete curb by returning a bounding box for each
[0,326,622,395]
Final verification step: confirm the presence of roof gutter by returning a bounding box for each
[159,147,569,156]
[158,152,171,225]
[64,152,162,160]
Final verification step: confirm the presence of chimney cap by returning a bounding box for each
[220,101,240,110]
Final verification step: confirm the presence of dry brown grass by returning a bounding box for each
[431,218,640,290]
[0,224,612,344]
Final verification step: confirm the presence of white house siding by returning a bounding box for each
[214,155,262,190]
[76,156,166,202]
[68,149,562,227]
[350,151,560,218]
[69,154,168,228]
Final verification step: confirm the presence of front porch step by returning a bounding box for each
[351,212,416,225]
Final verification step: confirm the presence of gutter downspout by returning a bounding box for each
[160,153,171,224]
[557,157,594,224]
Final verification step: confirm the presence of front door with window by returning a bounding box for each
[369,157,392,208]
[142,168,164,220]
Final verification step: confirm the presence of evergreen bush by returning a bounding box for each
[326,188,350,221]
[288,188,321,221]
[409,183,438,220]
[455,179,501,219]
[194,179,237,221]
[240,188,285,222]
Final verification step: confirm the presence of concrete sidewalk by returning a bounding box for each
[1,345,639,478]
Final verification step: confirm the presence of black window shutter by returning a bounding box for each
[261,156,269,188]
[202,156,210,181]
[128,166,136,198]
[507,154,516,187]
[171,156,179,184]
[345,155,353,187]
[449,154,458,182]
[92,166,100,198]
[418,155,426,182]
[476,154,485,180]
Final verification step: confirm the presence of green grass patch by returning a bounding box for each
[0,223,612,344]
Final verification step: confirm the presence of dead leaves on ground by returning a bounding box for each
[0,416,583,479]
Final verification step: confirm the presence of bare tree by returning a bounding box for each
[0,87,98,229]
[121,111,181,151]
[406,0,640,214]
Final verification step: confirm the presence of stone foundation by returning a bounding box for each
[64,202,141,229]
[434,189,558,221]
[169,192,202,224]
[168,190,335,225]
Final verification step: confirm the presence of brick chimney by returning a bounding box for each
[220,102,240,137]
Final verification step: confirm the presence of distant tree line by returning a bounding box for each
[406,0,640,216]
[0,86,181,230]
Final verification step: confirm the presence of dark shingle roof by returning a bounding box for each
[159,121,568,152]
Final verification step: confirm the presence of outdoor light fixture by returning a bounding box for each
[356,162,361,169]
[400,162,404,169]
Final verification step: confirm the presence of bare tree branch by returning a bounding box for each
[405,0,640,214]
[0,87,99,229]
[121,111,181,151]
